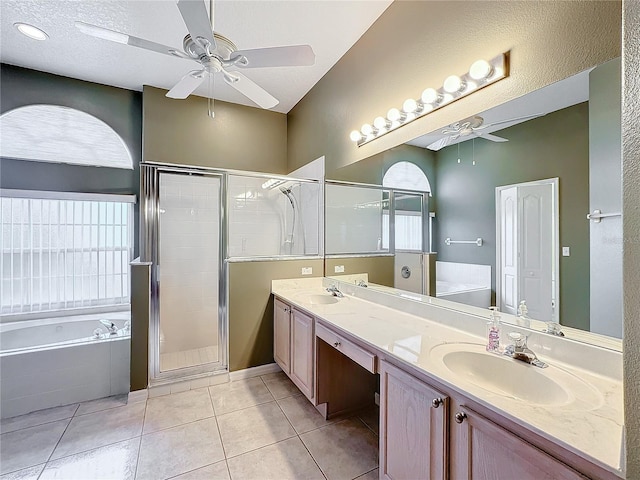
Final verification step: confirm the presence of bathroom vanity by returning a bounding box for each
[272,277,623,480]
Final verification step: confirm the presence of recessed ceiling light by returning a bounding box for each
[14,23,49,41]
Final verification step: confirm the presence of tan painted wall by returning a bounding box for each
[143,86,288,173]
[287,1,621,174]
[622,1,639,476]
[228,259,323,372]
[325,256,394,287]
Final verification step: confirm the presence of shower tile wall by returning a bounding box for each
[158,175,219,371]
[227,176,319,258]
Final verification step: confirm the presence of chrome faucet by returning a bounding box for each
[544,322,565,337]
[326,285,344,297]
[504,332,548,368]
[356,280,368,287]
[99,319,118,335]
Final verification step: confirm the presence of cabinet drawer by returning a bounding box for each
[316,323,376,373]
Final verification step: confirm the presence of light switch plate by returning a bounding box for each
[334,265,345,273]
[562,247,571,256]
[301,267,313,275]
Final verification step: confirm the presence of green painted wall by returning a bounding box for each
[435,103,590,330]
[0,64,142,255]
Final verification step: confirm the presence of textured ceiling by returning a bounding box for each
[0,0,392,113]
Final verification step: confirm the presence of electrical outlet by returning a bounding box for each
[334,265,345,273]
[301,267,312,275]
[562,247,571,257]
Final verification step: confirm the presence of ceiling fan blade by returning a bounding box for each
[479,113,545,129]
[166,70,206,99]
[177,0,216,52]
[224,71,279,109]
[75,21,191,59]
[477,132,509,143]
[234,45,315,68]
[426,136,452,151]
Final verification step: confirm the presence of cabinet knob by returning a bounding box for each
[454,412,467,424]
[431,398,443,408]
[333,341,341,348]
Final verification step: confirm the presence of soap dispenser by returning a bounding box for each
[486,306,501,353]
[517,300,531,328]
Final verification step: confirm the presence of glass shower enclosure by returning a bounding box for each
[142,164,227,383]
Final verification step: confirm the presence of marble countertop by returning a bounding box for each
[272,277,624,478]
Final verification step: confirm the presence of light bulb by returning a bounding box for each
[402,98,418,113]
[374,116,390,130]
[421,88,439,105]
[443,75,464,93]
[350,130,362,142]
[469,59,493,80]
[387,108,405,122]
[14,22,49,41]
[361,123,374,136]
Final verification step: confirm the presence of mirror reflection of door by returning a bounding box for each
[496,179,558,322]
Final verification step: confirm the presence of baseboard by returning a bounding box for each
[229,362,281,381]
[128,389,148,403]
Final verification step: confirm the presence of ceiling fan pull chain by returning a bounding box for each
[208,73,215,119]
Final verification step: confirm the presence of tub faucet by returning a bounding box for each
[99,319,118,335]
[326,285,343,297]
[504,332,548,368]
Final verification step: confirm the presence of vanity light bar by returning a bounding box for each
[349,53,509,147]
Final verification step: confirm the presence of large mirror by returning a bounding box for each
[325,57,622,347]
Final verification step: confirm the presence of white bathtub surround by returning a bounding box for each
[0,312,131,419]
[435,261,492,308]
[272,277,623,476]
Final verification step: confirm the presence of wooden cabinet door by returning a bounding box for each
[380,360,447,480]
[451,405,587,480]
[290,308,314,399]
[273,299,291,374]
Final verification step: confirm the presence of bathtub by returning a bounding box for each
[436,281,491,309]
[0,312,131,419]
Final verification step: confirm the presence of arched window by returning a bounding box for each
[382,161,432,251]
[382,161,431,194]
[0,105,133,169]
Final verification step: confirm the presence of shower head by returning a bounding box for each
[279,186,295,208]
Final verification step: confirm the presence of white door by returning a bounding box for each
[498,181,556,321]
[499,187,519,315]
[519,184,554,321]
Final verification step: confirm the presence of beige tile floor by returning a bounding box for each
[0,372,379,480]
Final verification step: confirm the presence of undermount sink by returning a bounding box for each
[297,293,342,305]
[430,343,602,408]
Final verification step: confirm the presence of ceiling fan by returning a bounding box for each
[426,113,544,151]
[75,0,315,115]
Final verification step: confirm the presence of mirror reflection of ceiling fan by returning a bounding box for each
[426,113,544,151]
[75,0,315,114]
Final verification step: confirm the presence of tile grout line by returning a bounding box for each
[206,385,228,461]
[34,404,80,478]
[132,398,149,479]
[268,380,328,480]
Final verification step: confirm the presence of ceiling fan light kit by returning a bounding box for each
[349,52,509,147]
[75,0,315,116]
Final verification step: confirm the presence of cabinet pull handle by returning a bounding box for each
[454,412,467,424]
[333,341,341,348]
[431,398,443,408]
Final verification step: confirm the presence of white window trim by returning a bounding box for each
[0,189,136,204]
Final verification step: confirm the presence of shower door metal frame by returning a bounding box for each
[141,162,228,384]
